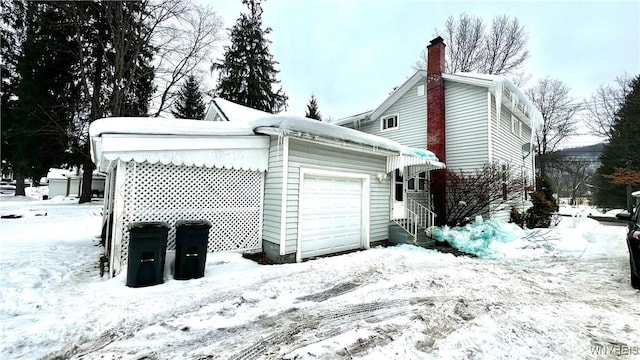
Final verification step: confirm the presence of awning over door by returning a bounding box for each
[386,155,445,175]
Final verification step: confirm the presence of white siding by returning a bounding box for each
[262,137,284,246]
[490,100,536,186]
[355,83,427,149]
[282,139,390,255]
[444,82,489,172]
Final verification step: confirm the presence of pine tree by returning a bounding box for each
[172,74,206,119]
[0,0,24,181]
[305,95,322,121]
[10,1,78,194]
[214,0,287,113]
[595,75,640,210]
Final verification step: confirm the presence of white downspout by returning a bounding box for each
[530,118,537,188]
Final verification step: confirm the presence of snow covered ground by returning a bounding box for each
[1,192,639,360]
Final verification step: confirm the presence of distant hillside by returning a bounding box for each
[553,143,604,162]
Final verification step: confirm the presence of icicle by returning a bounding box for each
[276,129,283,162]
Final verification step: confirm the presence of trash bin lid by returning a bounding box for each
[127,221,170,230]
[175,220,212,228]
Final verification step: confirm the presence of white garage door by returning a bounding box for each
[300,175,363,259]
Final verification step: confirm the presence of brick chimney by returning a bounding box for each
[426,36,447,225]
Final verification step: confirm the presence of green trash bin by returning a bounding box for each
[174,220,212,280]
[126,221,169,288]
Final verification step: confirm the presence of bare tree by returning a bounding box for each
[151,1,223,117]
[527,78,580,156]
[445,161,524,226]
[62,0,222,202]
[415,13,529,76]
[583,73,633,141]
[482,15,529,75]
[545,153,595,205]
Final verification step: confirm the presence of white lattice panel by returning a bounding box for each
[119,161,263,267]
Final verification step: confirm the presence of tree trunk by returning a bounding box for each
[14,172,26,196]
[78,154,94,203]
[79,4,104,204]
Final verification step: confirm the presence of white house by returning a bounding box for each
[333,36,542,225]
[89,114,444,276]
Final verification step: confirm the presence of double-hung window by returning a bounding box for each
[381,114,399,131]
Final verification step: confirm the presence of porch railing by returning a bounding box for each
[408,199,436,229]
[392,199,437,244]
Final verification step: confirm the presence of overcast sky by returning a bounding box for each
[200,0,639,145]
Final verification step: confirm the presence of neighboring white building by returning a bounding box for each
[46,168,106,198]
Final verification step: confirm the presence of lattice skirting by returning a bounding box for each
[118,161,263,268]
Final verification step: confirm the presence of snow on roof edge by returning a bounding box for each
[212,98,273,122]
[251,115,440,162]
[331,110,375,126]
[443,72,543,129]
[89,114,442,166]
[89,117,255,138]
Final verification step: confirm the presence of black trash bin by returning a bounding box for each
[174,220,212,280]
[126,221,169,288]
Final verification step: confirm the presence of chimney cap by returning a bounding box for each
[428,36,445,48]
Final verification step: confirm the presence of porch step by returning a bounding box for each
[388,223,435,248]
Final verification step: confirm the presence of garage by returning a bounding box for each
[298,170,369,259]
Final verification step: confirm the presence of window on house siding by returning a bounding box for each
[394,169,403,201]
[407,172,427,191]
[381,114,399,131]
[510,115,517,135]
[519,121,523,138]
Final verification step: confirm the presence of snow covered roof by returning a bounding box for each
[46,168,77,180]
[89,117,255,138]
[443,72,542,129]
[46,167,104,180]
[89,117,268,172]
[333,71,542,130]
[250,115,444,169]
[331,110,374,127]
[204,98,273,122]
[89,114,445,173]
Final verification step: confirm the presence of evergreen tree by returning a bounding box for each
[9,1,79,194]
[595,75,640,210]
[172,74,206,119]
[2,1,157,201]
[0,0,24,181]
[305,95,322,121]
[213,0,287,113]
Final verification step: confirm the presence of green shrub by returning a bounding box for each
[510,176,559,228]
